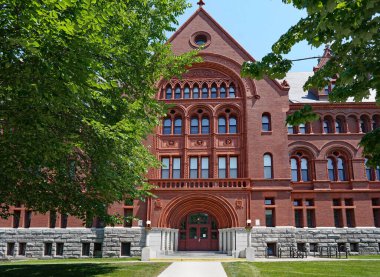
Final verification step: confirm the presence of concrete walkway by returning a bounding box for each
[158,262,227,277]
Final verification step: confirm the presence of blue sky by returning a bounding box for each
[169,0,323,72]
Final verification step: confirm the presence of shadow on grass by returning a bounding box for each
[0,263,118,277]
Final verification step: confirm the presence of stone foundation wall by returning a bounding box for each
[250,228,380,257]
[0,228,145,260]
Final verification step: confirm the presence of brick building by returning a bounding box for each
[1,5,380,259]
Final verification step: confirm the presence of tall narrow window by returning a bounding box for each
[230,157,238,178]
[335,119,343,133]
[184,86,190,99]
[172,158,181,179]
[201,157,209,178]
[323,120,330,133]
[174,118,182,135]
[202,85,208,98]
[262,114,270,131]
[264,154,273,179]
[49,211,56,228]
[366,159,373,181]
[165,86,172,100]
[327,158,335,181]
[211,84,217,98]
[25,211,32,228]
[190,157,198,178]
[287,124,295,134]
[218,116,226,134]
[301,158,309,181]
[13,210,20,228]
[290,158,298,181]
[298,124,306,134]
[193,85,199,99]
[265,209,274,227]
[161,158,170,179]
[163,118,171,134]
[229,116,237,134]
[220,85,226,98]
[229,84,236,98]
[190,117,199,134]
[201,117,210,134]
[175,86,181,99]
[218,157,226,178]
[337,158,346,181]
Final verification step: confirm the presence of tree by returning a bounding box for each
[241,0,379,165]
[0,0,198,222]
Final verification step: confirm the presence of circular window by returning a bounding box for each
[190,32,211,48]
[197,109,203,114]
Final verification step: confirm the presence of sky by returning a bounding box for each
[168,0,323,72]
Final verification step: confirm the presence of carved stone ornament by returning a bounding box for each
[168,140,175,146]
[196,140,203,145]
[225,138,232,145]
[154,199,162,209]
[235,199,243,209]
[281,80,290,87]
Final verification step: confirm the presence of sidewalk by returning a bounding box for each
[158,262,227,277]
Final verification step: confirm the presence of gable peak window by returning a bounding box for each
[229,84,236,98]
[220,84,227,98]
[211,84,217,99]
[202,85,208,99]
[165,86,172,100]
[193,85,199,99]
[174,85,181,99]
[184,86,190,99]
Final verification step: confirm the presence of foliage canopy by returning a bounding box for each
[0,0,198,222]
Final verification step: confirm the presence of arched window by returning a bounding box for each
[184,85,190,99]
[218,116,226,134]
[366,158,380,181]
[287,124,295,134]
[373,115,380,130]
[290,158,298,181]
[193,85,199,99]
[323,120,330,133]
[174,85,181,99]
[229,116,237,134]
[211,84,217,99]
[229,84,236,98]
[220,85,226,98]
[174,118,182,135]
[327,154,348,181]
[202,85,208,99]
[201,116,210,134]
[264,154,273,179]
[165,86,172,100]
[190,117,198,134]
[163,118,172,134]
[335,119,343,133]
[262,114,271,131]
[290,154,310,182]
[360,115,370,133]
[298,124,306,134]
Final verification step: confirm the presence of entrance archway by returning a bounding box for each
[178,212,218,251]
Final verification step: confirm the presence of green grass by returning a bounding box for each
[0,261,169,277]
[349,254,380,259]
[223,261,380,277]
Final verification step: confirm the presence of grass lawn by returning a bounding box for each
[223,261,380,277]
[349,254,380,259]
[0,261,169,277]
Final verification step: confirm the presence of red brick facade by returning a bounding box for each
[1,6,380,254]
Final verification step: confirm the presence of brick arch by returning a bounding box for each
[319,141,359,159]
[158,193,239,229]
[288,141,319,158]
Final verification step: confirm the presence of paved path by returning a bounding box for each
[158,262,227,277]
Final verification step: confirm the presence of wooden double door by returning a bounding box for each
[178,213,218,251]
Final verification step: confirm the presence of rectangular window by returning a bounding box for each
[24,210,32,228]
[350,243,359,252]
[265,209,274,227]
[7,242,15,256]
[334,209,343,228]
[44,243,52,256]
[172,158,181,179]
[294,209,303,228]
[61,214,68,228]
[201,157,209,179]
[310,243,318,253]
[266,243,277,256]
[13,210,20,228]
[305,199,314,207]
[230,157,238,178]
[346,209,355,227]
[293,199,302,207]
[297,243,306,251]
[18,243,26,256]
[344,198,354,206]
[265,198,275,205]
[94,243,102,257]
[372,198,380,206]
[287,124,295,134]
[56,243,64,256]
[374,209,380,227]
[333,199,341,206]
[82,243,90,256]
[124,208,133,228]
[49,211,56,228]
[190,157,198,178]
[161,158,170,179]
[218,157,226,178]
[306,209,316,228]
[121,242,131,256]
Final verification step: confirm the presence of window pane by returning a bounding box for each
[184,86,190,99]
[264,154,272,179]
[201,117,209,134]
[218,157,226,178]
[218,117,226,133]
[202,86,208,98]
[337,158,346,181]
[229,85,235,98]
[190,157,198,178]
[323,121,330,133]
[190,117,198,134]
[201,157,209,178]
[264,154,272,166]
[230,157,238,178]
[211,85,217,98]
[174,118,182,134]
[220,86,226,98]
[173,158,181,179]
[301,158,309,181]
[161,158,170,179]
[299,124,306,134]
[262,115,270,131]
[165,87,172,99]
[335,120,342,133]
[290,158,298,181]
[175,86,181,99]
[229,117,237,134]
[193,86,199,99]
[327,158,335,181]
[163,118,171,134]
[287,124,294,134]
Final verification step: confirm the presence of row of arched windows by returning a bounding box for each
[163,82,237,100]
[163,114,238,135]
